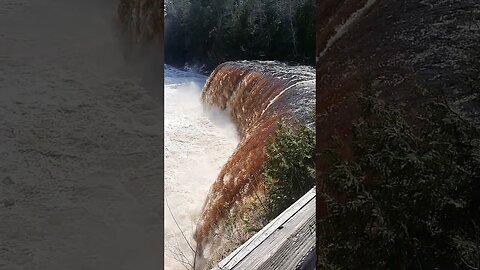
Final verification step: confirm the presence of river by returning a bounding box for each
[164,65,239,269]
[0,0,163,269]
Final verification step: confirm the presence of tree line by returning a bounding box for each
[164,0,315,69]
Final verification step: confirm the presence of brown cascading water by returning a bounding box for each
[117,0,163,43]
[314,0,480,246]
[195,61,315,258]
[315,0,480,159]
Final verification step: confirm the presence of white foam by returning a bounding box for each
[164,65,239,270]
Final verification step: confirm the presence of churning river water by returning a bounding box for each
[0,0,163,269]
[164,65,239,270]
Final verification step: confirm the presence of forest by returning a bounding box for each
[164,0,315,69]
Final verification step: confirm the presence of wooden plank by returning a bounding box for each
[217,188,315,269]
[235,198,315,269]
[213,188,316,270]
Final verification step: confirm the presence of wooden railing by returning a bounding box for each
[213,188,316,270]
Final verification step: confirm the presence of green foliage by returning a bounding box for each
[263,121,315,219]
[318,94,480,269]
[165,0,315,69]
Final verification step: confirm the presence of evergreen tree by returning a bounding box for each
[164,0,315,69]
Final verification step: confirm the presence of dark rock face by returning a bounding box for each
[196,60,315,253]
[315,0,480,245]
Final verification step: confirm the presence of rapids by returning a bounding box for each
[164,65,239,270]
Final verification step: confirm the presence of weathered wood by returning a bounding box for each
[213,188,316,270]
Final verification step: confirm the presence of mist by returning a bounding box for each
[164,65,239,270]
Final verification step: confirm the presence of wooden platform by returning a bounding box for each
[212,188,316,270]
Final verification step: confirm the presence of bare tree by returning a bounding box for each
[166,197,200,270]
